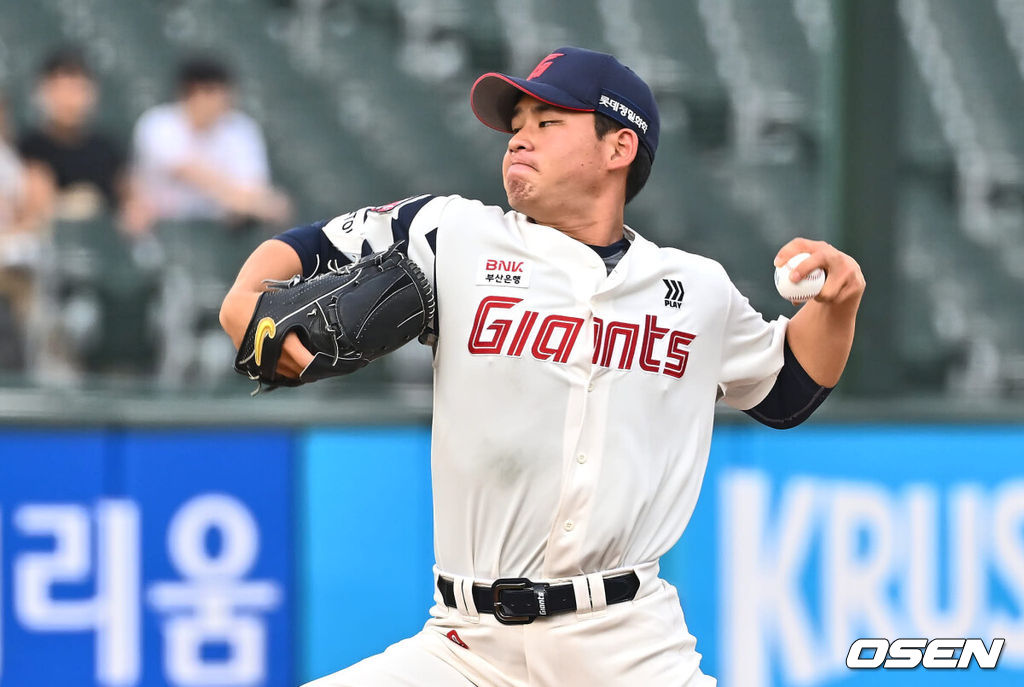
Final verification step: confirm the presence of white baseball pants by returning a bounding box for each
[302,561,716,687]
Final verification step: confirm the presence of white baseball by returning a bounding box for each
[774,252,826,303]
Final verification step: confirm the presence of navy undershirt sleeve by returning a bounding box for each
[743,340,833,429]
[274,219,345,278]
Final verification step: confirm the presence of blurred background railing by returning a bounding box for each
[1,0,1024,420]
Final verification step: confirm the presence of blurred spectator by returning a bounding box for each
[129,55,290,232]
[17,46,129,223]
[0,95,29,229]
[0,91,44,371]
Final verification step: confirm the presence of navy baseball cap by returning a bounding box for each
[471,46,660,160]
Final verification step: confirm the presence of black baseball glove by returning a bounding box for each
[233,243,434,392]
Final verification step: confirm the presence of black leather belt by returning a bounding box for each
[437,572,640,625]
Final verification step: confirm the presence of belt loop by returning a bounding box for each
[572,572,610,620]
[453,575,480,622]
[586,572,608,614]
[571,575,594,618]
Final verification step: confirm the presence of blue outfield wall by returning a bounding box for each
[0,429,294,687]
[665,425,1024,687]
[300,427,434,681]
[2,423,1023,686]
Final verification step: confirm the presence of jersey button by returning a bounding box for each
[587,382,595,392]
[563,519,575,532]
[576,453,587,464]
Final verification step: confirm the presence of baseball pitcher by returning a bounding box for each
[220,46,865,686]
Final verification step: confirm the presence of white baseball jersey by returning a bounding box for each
[315,193,787,582]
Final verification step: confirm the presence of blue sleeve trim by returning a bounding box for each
[274,195,436,278]
[274,219,347,278]
[391,195,436,246]
[743,339,833,430]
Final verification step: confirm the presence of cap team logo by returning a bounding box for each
[528,53,564,80]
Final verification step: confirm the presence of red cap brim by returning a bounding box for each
[470,73,593,132]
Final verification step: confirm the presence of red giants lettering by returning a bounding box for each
[663,330,696,378]
[530,315,583,363]
[599,320,640,370]
[467,296,521,354]
[468,296,696,378]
